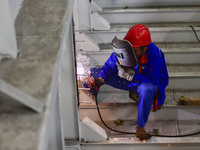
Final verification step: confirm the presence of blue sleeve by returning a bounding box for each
[99,52,118,82]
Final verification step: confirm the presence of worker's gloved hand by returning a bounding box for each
[116,62,135,81]
[89,77,105,95]
[94,78,105,88]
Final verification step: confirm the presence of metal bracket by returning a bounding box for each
[80,117,107,141]
[91,12,110,31]
[75,32,100,51]
[91,1,102,12]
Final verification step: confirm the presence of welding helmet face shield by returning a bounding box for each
[112,36,138,67]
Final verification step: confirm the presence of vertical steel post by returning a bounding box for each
[0,0,18,60]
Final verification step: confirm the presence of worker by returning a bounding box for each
[89,24,169,141]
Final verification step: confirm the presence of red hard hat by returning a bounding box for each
[124,24,151,47]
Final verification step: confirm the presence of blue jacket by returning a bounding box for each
[99,43,169,107]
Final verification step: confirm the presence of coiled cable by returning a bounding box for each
[95,95,200,137]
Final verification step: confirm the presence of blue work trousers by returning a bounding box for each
[105,76,158,127]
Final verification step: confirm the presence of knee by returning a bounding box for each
[138,83,157,97]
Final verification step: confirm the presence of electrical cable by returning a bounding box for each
[95,96,136,134]
[189,25,200,43]
[95,95,200,138]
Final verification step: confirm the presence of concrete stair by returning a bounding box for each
[96,7,200,24]
[86,24,200,43]
[87,42,200,64]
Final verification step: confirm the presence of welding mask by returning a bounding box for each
[112,36,138,67]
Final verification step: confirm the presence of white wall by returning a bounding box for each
[8,0,23,22]
[0,0,19,59]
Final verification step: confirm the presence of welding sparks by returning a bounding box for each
[77,65,85,75]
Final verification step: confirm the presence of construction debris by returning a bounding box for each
[178,96,200,106]
[123,6,128,9]
[114,119,124,125]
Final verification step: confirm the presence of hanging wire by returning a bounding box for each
[189,25,200,43]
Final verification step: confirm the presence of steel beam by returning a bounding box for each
[0,0,18,60]
[94,0,200,8]
[81,142,200,150]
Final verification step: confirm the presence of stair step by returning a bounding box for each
[84,44,200,64]
[77,55,200,89]
[91,119,200,147]
[83,118,200,149]
[167,64,200,89]
[101,7,200,13]
[83,137,200,149]
[96,7,200,24]
[85,25,200,43]
[79,96,200,121]
[168,64,200,73]
[99,42,200,50]
[78,84,200,108]
[94,0,200,8]
[110,22,200,31]
[96,85,200,105]
[80,106,200,150]
[95,120,200,138]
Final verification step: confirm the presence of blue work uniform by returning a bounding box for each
[91,43,169,127]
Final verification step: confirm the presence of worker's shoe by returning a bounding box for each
[136,127,152,141]
[129,92,139,104]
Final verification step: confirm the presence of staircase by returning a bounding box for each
[75,0,200,149]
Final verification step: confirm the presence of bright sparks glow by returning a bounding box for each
[77,65,84,75]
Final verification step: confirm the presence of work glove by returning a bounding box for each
[116,62,135,81]
[89,76,105,95]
